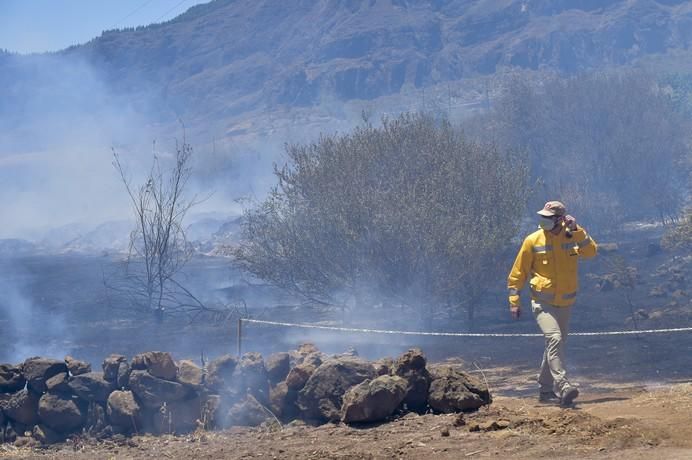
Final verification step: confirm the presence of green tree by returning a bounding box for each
[235,114,529,327]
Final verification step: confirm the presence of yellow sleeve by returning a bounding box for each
[573,226,597,259]
[507,237,533,299]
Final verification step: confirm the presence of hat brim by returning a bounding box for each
[537,209,556,217]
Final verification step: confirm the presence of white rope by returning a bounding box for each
[241,318,692,337]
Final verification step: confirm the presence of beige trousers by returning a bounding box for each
[531,300,572,393]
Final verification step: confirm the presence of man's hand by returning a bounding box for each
[510,305,521,319]
[509,294,521,319]
[563,214,577,231]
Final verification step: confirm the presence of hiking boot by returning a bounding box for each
[560,386,579,407]
[538,391,559,403]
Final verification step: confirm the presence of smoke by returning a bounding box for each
[0,257,69,363]
[0,52,159,239]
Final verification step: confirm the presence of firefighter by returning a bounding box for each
[507,201,597,407]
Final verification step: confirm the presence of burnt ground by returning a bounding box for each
[3,381,692,459]
[0,224,690,458]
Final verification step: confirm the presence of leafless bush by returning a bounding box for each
[110,141,208,319]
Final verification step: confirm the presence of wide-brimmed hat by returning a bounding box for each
[537,200,566,217]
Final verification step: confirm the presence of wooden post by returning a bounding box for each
[237,317,242,357]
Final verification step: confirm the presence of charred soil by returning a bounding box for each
[3,382,691,459]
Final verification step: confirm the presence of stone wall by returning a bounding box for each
[0,346,491,446]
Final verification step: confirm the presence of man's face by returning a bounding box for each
[539,215,558,231]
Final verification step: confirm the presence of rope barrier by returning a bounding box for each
[241,318,692,338]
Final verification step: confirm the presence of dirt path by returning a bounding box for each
[2,381,690,460]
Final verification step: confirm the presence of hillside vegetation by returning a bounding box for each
[4,0,692,138]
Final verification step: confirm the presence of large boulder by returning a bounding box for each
[427,364,491,413]
[106,390,141,431]
[128,370,188,408]
[3,389,40,425]
[298,356,376,422]
[285,361,318,391]
[205,355,237,391]
[22,357,68,393]
[68,372,114,403]
[265,352,290,384]
[45,372,71,394]
[0,364,26,393]
[269,381,298,419]
[38,393,85,433]
[229,352,270,404]
[341,375,407,424]
[131,352,178,381]
[226,395,270,427]
[102,354,127,382]
[64,356,91,376]
[177,360,203,388]
[392,349,431,412]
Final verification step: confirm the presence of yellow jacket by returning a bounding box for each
[508,225,597,307]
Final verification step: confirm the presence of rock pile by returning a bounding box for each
[0,346,490,446]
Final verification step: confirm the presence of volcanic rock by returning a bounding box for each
[296,342,320,357]
[265,352,290,384]
[341,375,407,423]
[32,423,63,445]
[269,381,298,419]
[229,352,269,404]
[103,354,127,382]
[13,435,39,448]
[128,370,188,408]
[68,372,114,403]
[117,361,131,389]
[205,355,237,391]
[372,357,393,376]
[285,362,317,391]
[226,394,270,427]
[22,357,68,393]
[0,364,26,393]
[38,393,85,432]
[107,390,141,430]
[298,356,376,422]
[45,372,71,394]
[177,360,203,388]
[131,351,178,381]
[392,349,431,412]
[64,356,91,376]
[427,364,491,413]
[3,389,40,425]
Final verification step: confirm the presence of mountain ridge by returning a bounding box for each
[5,0,692,139]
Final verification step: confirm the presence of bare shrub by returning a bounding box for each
[111,141,204,319]
[235,113,529,326]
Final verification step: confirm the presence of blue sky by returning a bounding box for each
[0,0,209,54]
